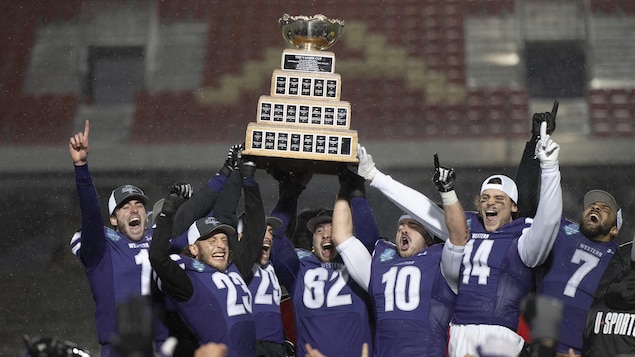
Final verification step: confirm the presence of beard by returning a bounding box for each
[579,216,611,240]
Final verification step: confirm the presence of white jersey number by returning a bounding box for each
[135,249,151,295]
[564,249,600,298]
[382,266,421,312]
[462,239,494,285]
[213,271,253,316]
[303,267,352,309]
[253,265,282,305]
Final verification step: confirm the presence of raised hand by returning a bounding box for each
[432,153,457,192]
[349,144,378,181]
[69,120,90,166]
[535,121,560,166]
[531,100,558,139]
[169,182,193,199]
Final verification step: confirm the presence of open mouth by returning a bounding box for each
[485,210,498,223]
[399,234,409,250]
[129,217,141,226]
[588,212,600,224]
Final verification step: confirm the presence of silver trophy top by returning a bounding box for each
[279,13,344,51]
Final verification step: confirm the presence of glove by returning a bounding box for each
[239,160,257,179]
[225,143,243,169]
[168,182,193,199]
[535,122,560,166]
[219,143,243,176]
[349,144,378,181]
[338,168,366,198]
[161,193,186,215]
[432,153,456,192]
[531,100,558,140]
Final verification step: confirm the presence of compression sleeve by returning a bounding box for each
[75,164,107,269]
[232,179,266,283]
[515,140,540,218]
[517,162,562,267]
[441,240,465,294]
[371,171,449,240]
[350,196,381,253]
[336,236,372,291]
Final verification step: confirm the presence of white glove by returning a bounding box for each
[535,122,559,166]
[349,144,379,181]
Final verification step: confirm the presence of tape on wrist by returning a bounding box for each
[440,191,458,206]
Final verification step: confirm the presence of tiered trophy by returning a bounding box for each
[242,14,358,174]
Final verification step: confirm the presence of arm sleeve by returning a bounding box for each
[515,140,541,218]
[171,173,228,237]
[441,241,465,294]
[149,203,194,302]
[232,177,266,283]
[336,237,372,291]
[517,163,562,267]
[371,171,449,240]
[75,164,107,269]
[212,169,241,228]
[350,196,381,253]
[269,184,302,292]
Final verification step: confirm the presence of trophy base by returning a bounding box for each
[241,155,353,176]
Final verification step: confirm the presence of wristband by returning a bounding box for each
[440,191,458,206]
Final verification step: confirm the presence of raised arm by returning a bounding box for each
[232,161,266,283]
[171,144,242,236]
[149,193,194,302]
[518,122,562,267]
[515,101,558,218]
[70,120,107,268]
[432,154,467,293]
[352,144,449,240]
[332,196,372,291]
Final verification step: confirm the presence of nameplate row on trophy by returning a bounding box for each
[271,69,341,100]
[257,96,351,129]
[245,122,358,162]
[281,49,336,73]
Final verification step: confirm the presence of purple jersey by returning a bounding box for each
[538,217,617,353]
[248,262,285,344]
[160,255,256,357]
[278,248,373,357]
[71,164,167,350]
[453,212,534,331]
[370,240,455,356]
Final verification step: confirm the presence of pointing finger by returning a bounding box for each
[84,119,90,139]
[540,121,547,139]
[434,153,440,169]
[551,100,559,118]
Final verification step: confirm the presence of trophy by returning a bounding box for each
[242,14,358,174]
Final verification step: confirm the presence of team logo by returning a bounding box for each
[121,185,140,195]
[563,222,580,236]
[192,260,205,272]
[205,216,220,226]
[297,250,313,259]
[380,248,396,262]
[105,227,121,242]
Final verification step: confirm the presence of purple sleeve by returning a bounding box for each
[351,196,381,253]
[75,164,107,269]
[270,194,300,293]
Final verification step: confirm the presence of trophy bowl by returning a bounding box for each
[280,13,344,51]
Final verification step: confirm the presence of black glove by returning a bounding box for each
[219,143,243,176]
[168,182,193,199]
[531,100,558,140]
[239,160,257,179]
[162,193,186,216]
[432,153,456,192]
[338,168,366,198]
